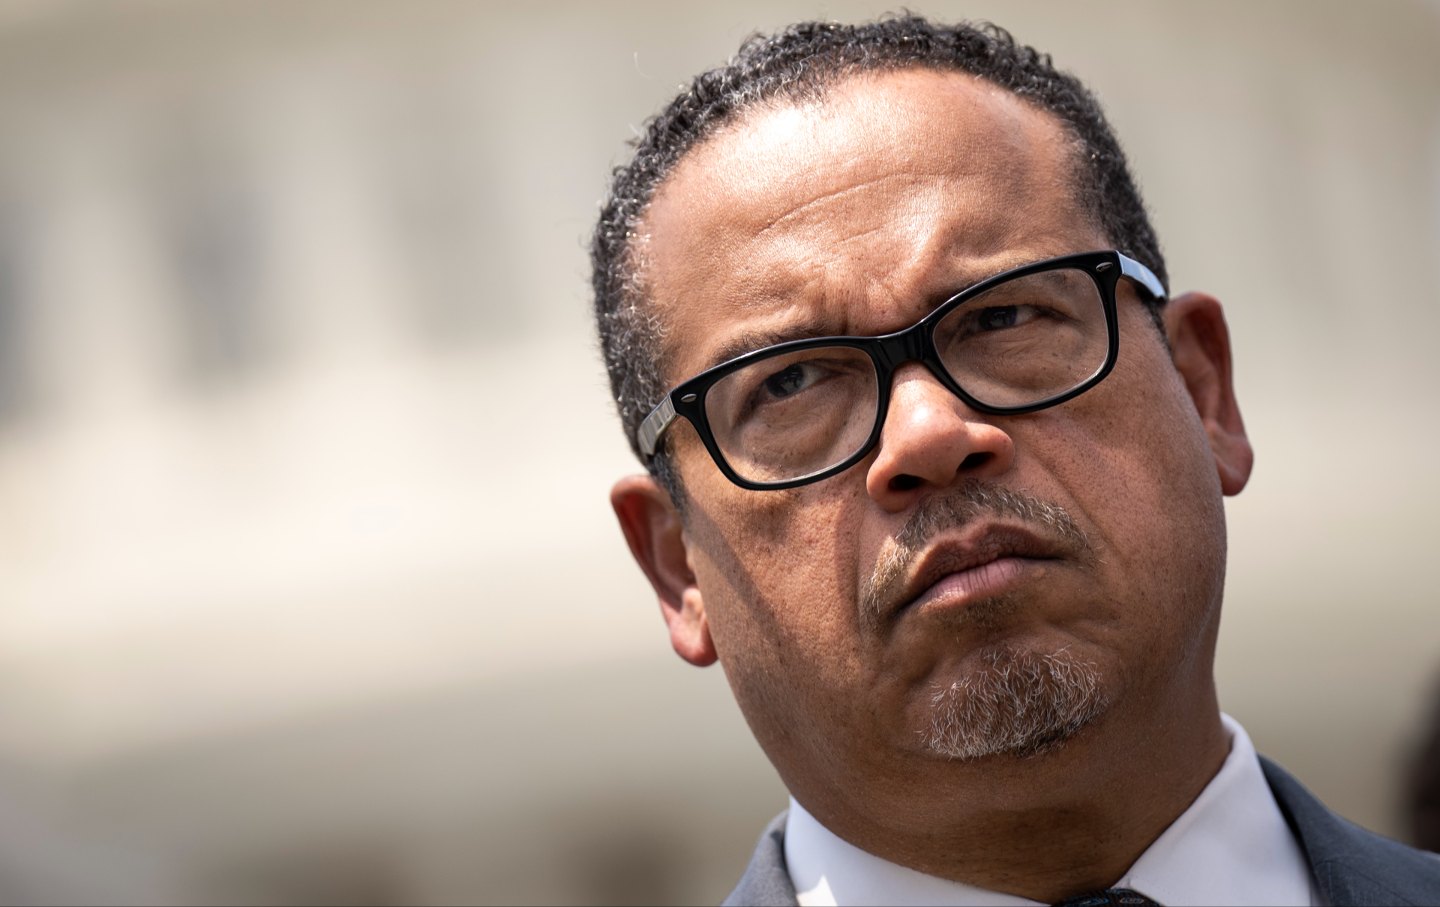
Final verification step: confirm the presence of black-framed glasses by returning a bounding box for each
[637,249,1165,490]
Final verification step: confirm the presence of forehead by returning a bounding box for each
[639,68,1096,381]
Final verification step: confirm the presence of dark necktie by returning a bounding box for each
[1051,889,1163,907]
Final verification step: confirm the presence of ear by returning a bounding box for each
[1164,292,1255,496]
[611,474,717,666]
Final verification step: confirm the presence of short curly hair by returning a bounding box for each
[592,14,1167,501]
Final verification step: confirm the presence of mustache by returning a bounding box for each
[861,480,1094,624]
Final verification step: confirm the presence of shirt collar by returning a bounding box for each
[785,714,1318,906]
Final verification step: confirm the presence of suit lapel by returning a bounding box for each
[723,812,797,907]
[1262,756,1440,906]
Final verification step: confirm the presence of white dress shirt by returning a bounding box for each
[785,714,1321,906]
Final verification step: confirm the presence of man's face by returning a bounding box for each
[617,69,1251,822]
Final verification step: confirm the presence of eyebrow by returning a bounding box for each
[700,278,982,369]
[705,324,850,371]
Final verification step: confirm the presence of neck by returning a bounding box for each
[789,695,1228,903]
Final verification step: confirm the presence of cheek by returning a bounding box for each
[1029,334,1227,657]
[683,483,877,737]
[692,487,862,660]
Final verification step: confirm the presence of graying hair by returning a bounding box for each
[924,645,1110,760]
[862,480,1094,629]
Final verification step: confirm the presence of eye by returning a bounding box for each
[761,362,818,400]
[945,303,1052,343]
[708,348,876,434]
[974,304,1038,332]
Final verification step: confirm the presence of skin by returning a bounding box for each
[611,68,1254,902]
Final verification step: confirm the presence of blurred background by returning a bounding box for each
[0,0,1436,903]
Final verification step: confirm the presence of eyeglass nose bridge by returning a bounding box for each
[868,316,974,414]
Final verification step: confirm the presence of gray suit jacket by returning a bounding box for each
[723,758,1440,906]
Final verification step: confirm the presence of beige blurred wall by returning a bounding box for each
[0,1,1435,904]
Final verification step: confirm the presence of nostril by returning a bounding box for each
[960,452,993,472]
[886,453,995,493]
[888,474,922,492]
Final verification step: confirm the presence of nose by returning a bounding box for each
[864,364,1016,512]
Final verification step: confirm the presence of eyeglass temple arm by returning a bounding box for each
[1119,254,1167,302]
[637,395,677,458]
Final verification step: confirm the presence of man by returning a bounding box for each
[591,15,1440,906]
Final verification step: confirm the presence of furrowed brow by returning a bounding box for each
[706,324,850,370]
[697,253,1052,371]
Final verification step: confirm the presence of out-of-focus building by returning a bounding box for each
[0,2,1435,904]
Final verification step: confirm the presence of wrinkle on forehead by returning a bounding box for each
[659,71,1073,225]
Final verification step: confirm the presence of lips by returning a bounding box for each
[882,525,1067,620]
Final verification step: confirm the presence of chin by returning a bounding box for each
[919,643,1113,762]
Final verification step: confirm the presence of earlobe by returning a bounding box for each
[1164,292,1255,496]
[611,474,718,666]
